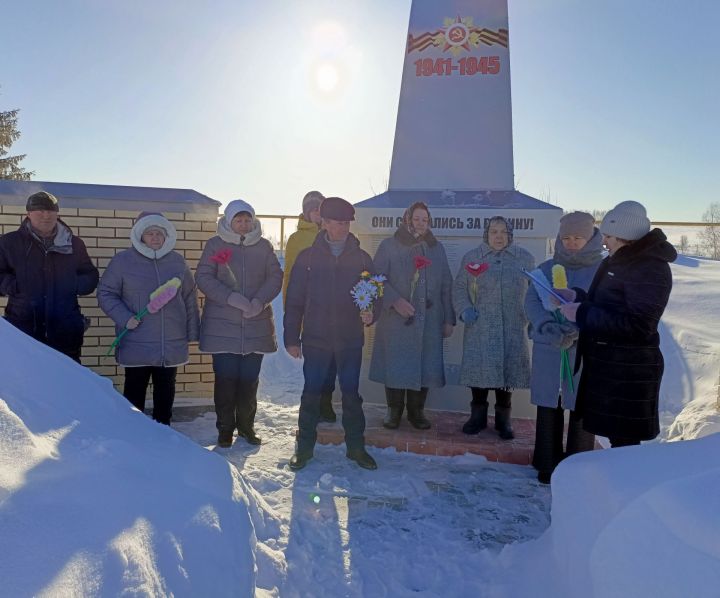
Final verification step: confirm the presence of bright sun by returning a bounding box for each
[315,62,340,93]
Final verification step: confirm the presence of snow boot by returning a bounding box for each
[406,388,431,430]
[383,387,405,429]
[565,410,595,456]
[462,388,489,434]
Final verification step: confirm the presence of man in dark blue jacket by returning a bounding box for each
[284,197,379,470]
[0,191,99,361]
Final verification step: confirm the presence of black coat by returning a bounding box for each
[284,232,376,351]
[0,219,99,356]
[574,228,676,441]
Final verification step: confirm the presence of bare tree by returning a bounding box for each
[678,235,689,254]
[698,203,720,259]
[591,209,607,222]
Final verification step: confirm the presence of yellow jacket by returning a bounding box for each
[282,215,320,304]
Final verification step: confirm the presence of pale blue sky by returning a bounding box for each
[2,0,719,220]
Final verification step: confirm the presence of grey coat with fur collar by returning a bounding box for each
[97,218,199,367]
[196,217,282,354]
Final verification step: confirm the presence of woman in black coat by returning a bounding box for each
[557,201,676,447]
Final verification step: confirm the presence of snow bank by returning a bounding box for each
[0,318,260,597]
[501,434,720,597]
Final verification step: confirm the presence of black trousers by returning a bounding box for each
[123,366,177,425]
[297,345,365,454]
[212,352,264,433]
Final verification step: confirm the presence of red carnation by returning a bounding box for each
[210,248,232,265]
[414,255,432,269]
[465,262,489,277]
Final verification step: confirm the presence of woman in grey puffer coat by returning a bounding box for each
[196,199,282,448]
[369,202,455,430]
[525,212,603,484]
[98,212,200,425]
[453,216,535,440]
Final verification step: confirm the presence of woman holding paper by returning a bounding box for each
[453,216,534,440]
[524,212,603,484]
[557,201,676,448]
[98,212,200,424]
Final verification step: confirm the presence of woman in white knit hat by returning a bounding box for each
[98,212,200,425]
[555,201,676,447]
[196,200,282,448]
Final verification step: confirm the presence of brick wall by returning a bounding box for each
[0,203,217,399]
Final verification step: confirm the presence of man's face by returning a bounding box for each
[308,206,322,225]
[323,218,351,242]
[27,210,59,237]
[487,221,509,250]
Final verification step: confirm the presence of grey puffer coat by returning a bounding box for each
[525,230,604,409]
[196,216,282,354]
[453,242,535,388]
[97,215,199,367]
[369,227,455,390]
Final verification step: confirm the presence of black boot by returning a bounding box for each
[289,451,313,471]
[383,387,405,429]
[214,376,238,445]
[494,389,514,440]
[462,388,489,434]
[217,429,234,448]
[237,428,262,445]
[533,405,564,479]
[406,388,431,430]
[346,447,378,470]
[566,410,595,456]
[319,391,337,423]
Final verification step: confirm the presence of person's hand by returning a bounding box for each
[461,307,478,324]
[540,321,578,348]
[227,292,251,311]
[360,310,374,326]
[558,302,580,322]
[286,345,302,359]
[551,288,577,306]
[442,323,454,338]
[125,316,140,330]
[392,297,415,319]
[243,298,264,319]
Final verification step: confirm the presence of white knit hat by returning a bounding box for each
[600,201,651,241]
[225,199,255,222]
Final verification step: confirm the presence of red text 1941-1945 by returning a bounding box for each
[413,56,500,77]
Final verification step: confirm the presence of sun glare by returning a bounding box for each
[315,62,340,93]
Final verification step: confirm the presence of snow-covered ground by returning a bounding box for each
[1,256,719,597]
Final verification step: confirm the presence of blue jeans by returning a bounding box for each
[297,345,366,453]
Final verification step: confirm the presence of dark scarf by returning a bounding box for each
[394,225,438,248]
